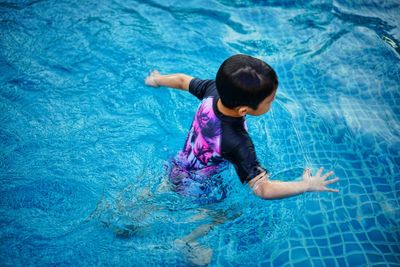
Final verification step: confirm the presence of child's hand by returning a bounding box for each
[145,70,161,87]
[302,167,340,193]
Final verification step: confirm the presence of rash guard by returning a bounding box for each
[168,78,267,202]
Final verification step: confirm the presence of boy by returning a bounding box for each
[145,54,339,202]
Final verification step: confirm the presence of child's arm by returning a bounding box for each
[248,167,339,200]
[145,70,194,91]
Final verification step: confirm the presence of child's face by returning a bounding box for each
[247,90,276,116]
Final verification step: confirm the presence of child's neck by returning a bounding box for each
[217,99,243,118]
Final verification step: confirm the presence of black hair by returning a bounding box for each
[215,54,278,110]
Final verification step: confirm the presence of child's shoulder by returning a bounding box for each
[221,118,253,151]
[189,78,218,101]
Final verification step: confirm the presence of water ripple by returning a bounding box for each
[1,0,399,265]
[333,0,400,55]
[0,0,45,10]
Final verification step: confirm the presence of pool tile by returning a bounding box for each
[326,223,340,233]
[375,244,391,254]
[307,247,320,257]
[361,217,376,230]
[311,258,324,267]
[273,251,289,266]
[390,244,400,255]
[383,254,398,265]
[311,226,326,237]
[366,253,385,263]
[307,213,324,225]
[259,260,272,267]
[360,203,375,215]
[290,248,308,261]
[331,244,344,255]
[354,232,367,242]
[367,229,385,241]
[335,257,346,266]
[289,239,302,249]
[323,257,337,267]
[343,195,357,206]
[347,207,358,218]
[319,247,332,257]
[359,194,370,202]
[293,258,313,267]
[329,234,342,245]
[306,239,316,247]
[361,242,377,253]
[342,233,356,242]
[345,243,362,254]
[350,219,362,230]
[339,223,351,232]
[315,238,329,247]
[376,214,390,228]
[347,253,367,265]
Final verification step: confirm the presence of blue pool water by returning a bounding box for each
[1,0,399,266]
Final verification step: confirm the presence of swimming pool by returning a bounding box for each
[1,0,399,266]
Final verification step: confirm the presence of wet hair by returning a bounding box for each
[215,54,278,110]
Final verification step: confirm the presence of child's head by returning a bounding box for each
[216,54,278,115]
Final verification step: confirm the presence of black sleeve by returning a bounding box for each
[189,78,218,100]
[227,140,267,184]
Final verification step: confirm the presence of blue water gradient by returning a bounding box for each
[1,0,399,266]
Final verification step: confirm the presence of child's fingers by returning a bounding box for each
[316,167,324,176]
[145,76,151,85]
[145,76,157,87]
[324,177,339,185]
[150,69,160,76]
[303,168,311,177]
[322,171,334,179]
[325,187,339,193]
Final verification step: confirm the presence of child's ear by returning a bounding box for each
[237,107,248,116]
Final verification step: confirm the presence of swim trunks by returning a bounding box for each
[168,78,267,202]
